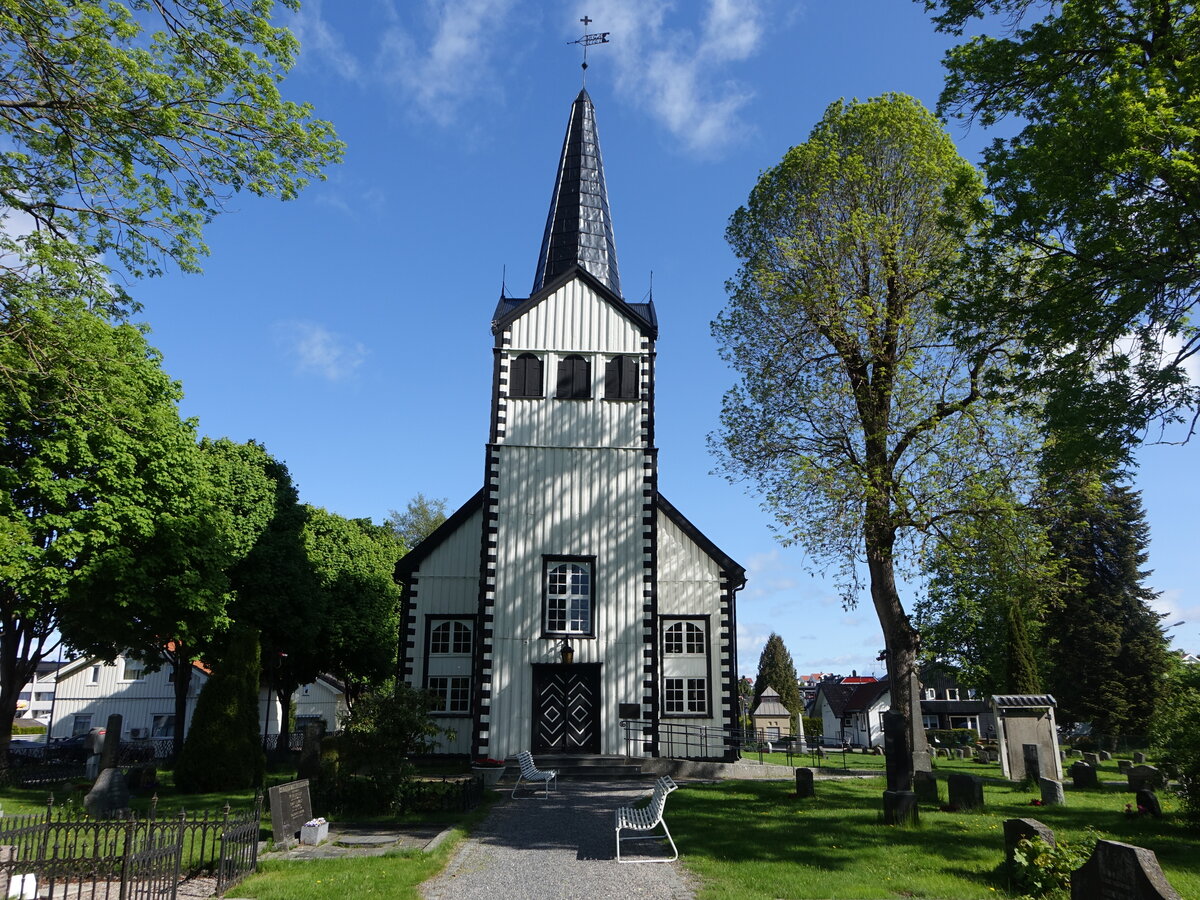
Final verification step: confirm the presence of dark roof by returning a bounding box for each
[921,699,990,714]
[816,679,890,717]
[532,88,621,297]
[992,694,1057,708]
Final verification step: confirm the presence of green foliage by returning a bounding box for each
[925,728,978,747]
[173,628,265,792]
[323,684,444,814]
[1152,657,1200,822]
[752,634,804,733]
[1042,474,1169,736]
[1010,834,1091,898]
[0,0,342,293]
[387,494,448,552]
[802,716,823,738]
[921,0,1200,466]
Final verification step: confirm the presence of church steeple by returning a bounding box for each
[532,88,621,297]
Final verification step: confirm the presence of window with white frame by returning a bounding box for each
[663,620,705,655]
[72,715,92,736]
[121,658,145,681]
[923,687,936,700]
[663,677,708,715]
[151,714,175,738]
[946,688,959,701]
[87,665,101,685]
[427,676,471,714]
[430,620,472,655]
[544,558,593,635]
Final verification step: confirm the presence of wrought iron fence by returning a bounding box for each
[619,719,860,769]
[0,793,262,899]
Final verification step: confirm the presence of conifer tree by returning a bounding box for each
[752,633,804,732]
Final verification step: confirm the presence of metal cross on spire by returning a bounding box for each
[568,15,610,84]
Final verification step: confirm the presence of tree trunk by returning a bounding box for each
[0,614,44,782]
[274,682,294,752]
[172,650,192,761]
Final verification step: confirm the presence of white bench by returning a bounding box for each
[614,775,678,863]
[512,750,558,799]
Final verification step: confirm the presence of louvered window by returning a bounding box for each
[509,353,543,398]
[555,355,591,399]
[605,355,640,399]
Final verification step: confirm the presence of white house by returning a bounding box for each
[395,88,745,759]
[14,660,65,726]
[812,679,890,748]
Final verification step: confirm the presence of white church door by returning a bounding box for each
[531,663,601,753]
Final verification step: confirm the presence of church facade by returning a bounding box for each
[395,89,745,759]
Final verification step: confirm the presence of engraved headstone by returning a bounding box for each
[1038,777,1065,806]
[1133,751,1147,764]
[1119,760,1132,774]
[1083,752,1100,767]
[1023,744,1042,782]
[913,770,939,804]
[1099,750,1112,761]
[947,773,984,810]
[795,768,815,798]
[882,790,918,825]
[268,779,313,843]
[1128,765,1164,792]
[1134,788,1163,819]
[97,714,122,770]
[1004,817,1055,866]
[84,767,130,817]
[1070,761,1098,789]
[1070,840,1181,900]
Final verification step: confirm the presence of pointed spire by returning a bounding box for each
[532,88,621,297]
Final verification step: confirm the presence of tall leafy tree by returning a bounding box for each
[1042,474,1170,738]
[752,634,803,732]
[387,494,448,552]
[921,0,1200,465]
[0,0,342,309]
[713,94,1034,789]
[0,295,202,767]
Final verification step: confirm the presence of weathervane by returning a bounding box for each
[569,15,610,84]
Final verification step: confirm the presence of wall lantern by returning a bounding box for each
[560,637,575,665]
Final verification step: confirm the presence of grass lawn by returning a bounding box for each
[669,774,1200,899]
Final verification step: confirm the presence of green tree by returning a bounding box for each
[387,494,448,552]
[712,94,1034,790]
[174,626,265,792]
[0,0,342,303]
[1041,474,1170,739]
[915,484,1060,696]
[1153,655,1200,821]
[304,508,404,707]
[752,634,804,734]
[920,0,1200,465]
[0,296,203,767]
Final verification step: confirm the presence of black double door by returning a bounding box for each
[531,663,601,753]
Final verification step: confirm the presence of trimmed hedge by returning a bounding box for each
[925,728,979,747]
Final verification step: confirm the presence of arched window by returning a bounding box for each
[430,620,472,654]
[663,621,705,654]
[544,559,593,634]
[605,355,640,400]
[555,354,591,399]
[509,353,543,398]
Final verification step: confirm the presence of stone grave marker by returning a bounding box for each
[882,790,918,825]
[1070,840,1181,899]
[1083,752,1100,767]
[1133,751,1147,764]
[1134,788,1163,819]
[268,779,313,843]
[1119,760,1132,774]
[1003,817,1055,866]
[1099,750,1112,761]
[1070,761,1098,789]
[795,768,815,798]
[913,770,939,805]
[1128,765,1164,792]
[948,773,984,810]
[1023,744,1042,782]
[1038,777,1065,806]
[84,714,129,817]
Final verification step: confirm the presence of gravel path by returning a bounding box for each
[421,780,696,900]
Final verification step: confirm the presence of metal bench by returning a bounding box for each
[614,775,679,863]
[512,750,558,799]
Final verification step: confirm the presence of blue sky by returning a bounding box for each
[133,0,1199,678]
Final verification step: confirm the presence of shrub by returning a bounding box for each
[802,716,822,739]
[1152,659,1200,821]
[925,728,978,747]
[1010,833,1091,898]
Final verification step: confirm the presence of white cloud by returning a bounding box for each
[276,320,368,382]
[291,0,365,83]
[376,0,517,126]
[580,0,766,156]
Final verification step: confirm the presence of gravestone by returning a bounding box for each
[1023,744,1042,782]
[795,768,815,798]
[1099,750,1112,761]
[1038,777,1065,806]
[948,773,984,810]
[297,723,323,781]
[1003,817,1055,866]
[1119,760,1132,774]
[913,770,939,805]
[1070,840,1182,899]
[1128,765,1164,792]
[268,779,313,843]
[1070,761,1098,789]
[1133,751,1147,764]
[84,714,129,817]
[1083,752,1100,767]
[1134,788,1163,819]
[882,710,912,793]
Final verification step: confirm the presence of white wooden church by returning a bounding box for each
[395,88,745,760]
